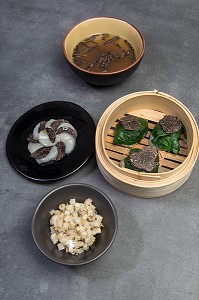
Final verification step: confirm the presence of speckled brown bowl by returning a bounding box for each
[63,17,145,85]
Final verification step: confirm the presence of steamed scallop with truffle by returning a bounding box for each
[27,119,77,164]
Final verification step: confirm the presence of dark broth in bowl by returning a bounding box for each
[72,33,136,73]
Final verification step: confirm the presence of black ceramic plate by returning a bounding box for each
[6,101,95,182]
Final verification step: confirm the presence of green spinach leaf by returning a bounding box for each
[124,148,159,173]
[151,123,183,154]
[113,117,148,145]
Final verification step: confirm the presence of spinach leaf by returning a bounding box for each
[124,148,159,173]
[151,123,183,154]
[113,117,148,145]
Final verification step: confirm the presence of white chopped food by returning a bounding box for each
[49,198,103,255]
[50,233,58,244]
[57,243,65,251]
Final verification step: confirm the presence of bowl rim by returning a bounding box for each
[63,16,145,76]
[31,183,118,266]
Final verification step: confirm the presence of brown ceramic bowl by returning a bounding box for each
[32,184,118,266]
[63,17,145,85]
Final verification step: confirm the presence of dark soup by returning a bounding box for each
[72,33,136,73]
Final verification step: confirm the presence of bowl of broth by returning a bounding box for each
[63,17,145,85]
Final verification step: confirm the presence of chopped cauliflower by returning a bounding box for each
[49,198,103,255]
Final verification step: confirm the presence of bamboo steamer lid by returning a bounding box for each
[95,90,199,198]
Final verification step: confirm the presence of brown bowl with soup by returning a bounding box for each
[63,17,145,85]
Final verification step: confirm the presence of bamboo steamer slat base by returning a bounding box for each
[95,90,199,198]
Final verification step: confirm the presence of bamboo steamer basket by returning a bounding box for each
[95,90,199,198]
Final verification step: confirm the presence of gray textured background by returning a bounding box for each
[0,1,199,299]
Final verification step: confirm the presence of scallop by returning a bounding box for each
[36,146,58,164]
[38,130,54,147]
[57,132,76,154]
[58,122,77,133]
[33,123,41,140]
[28,118,77,164]
[45,119,56,128]
[28,142,43,154]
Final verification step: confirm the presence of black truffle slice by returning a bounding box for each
[56,127,77,139]
[27,133,38,143]
[129,146,159,172]
[103,35,120,45]
[119,115,141,131]
[96,51,117,70]
[159,115,182,133]
[38,121,47,132]
[31,146,52,159]
[55,141,65,161]
[46,127,56,143]
[51,119,68,131]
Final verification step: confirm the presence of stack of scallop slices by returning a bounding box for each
[95,90,199,198]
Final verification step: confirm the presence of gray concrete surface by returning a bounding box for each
[0,1,199,299]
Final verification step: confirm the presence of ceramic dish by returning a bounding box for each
[6,101,95,182]
[32,183,118,266]
[63,17,145,85]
